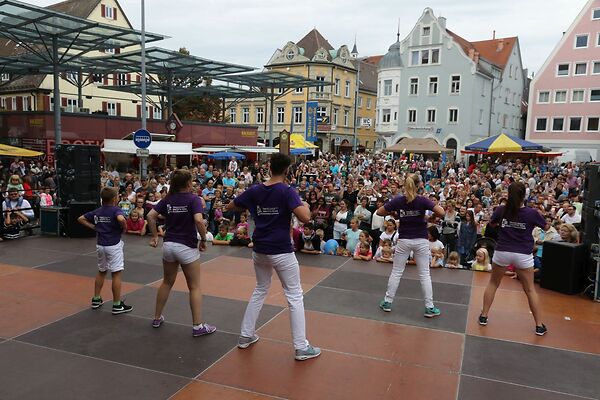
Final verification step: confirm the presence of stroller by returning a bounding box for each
[465,237,497,270]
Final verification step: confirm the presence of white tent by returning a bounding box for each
[102,139,195,155]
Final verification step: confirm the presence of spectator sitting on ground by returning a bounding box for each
[374,239,394,263]
[126,210,147,236]
[213,223,233,245]
[471,247,492,272]
[428,225,445,268]
[230,226,252,247]
[315,228,326,252]
[445,251,461,269]
[353,241,373,261]
[299,223,321,254]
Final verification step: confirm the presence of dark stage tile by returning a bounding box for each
[227,246,254,259]
[304,286,468,333]
[294,252,351,269]
[0,245,79,268]
[458,376,587,400]
[100,286,283,334]
[0,341,190,400]
[318,270,471,305]
[17,310,238,378]
[462,335,600,399]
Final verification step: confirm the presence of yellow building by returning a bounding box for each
[0,0,162,120]
[230,29,378,153]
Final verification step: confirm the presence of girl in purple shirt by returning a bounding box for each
[479,182,548,336]
[376,174,446,317]
[147,169,216,337]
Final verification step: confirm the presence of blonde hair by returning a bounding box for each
[560,223,579,243]
[475,248,490,265]
[9,174,22,183]
[447,251,459,262]
[404,174,418,203]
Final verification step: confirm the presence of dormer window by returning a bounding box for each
[422,26,430,36]
[286,50,295,60]
[101,4,117,20]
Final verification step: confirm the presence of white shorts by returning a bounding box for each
[492,250,534,270]
[162,241,200,265]
[96,241,124,273]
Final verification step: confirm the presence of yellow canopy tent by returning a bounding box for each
[275,134,318,149]
[0,144,44,157]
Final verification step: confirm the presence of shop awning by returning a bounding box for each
[102,139,194,155]
[0,143,43,157]
[193,145,278,154]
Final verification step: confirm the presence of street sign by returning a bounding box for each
[133,129,152,149]
[334,136,341,145]
[136,148,150,157]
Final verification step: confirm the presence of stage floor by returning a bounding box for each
[0,234,598,400]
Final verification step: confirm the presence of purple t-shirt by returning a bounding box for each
[84,206,124,246]
[383,195,435,240]
[234,182,302,254]
[491,205,546,254]
[153,193,204,249]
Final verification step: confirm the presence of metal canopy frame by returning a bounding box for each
[0,0,164,142]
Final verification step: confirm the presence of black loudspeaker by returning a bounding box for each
[56,144,101,207]
[582,163,600,246]
[583,163,600,206]
[540,241,587,294]
[65,201,98,238]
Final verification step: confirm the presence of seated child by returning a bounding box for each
[353,241,373,261]
[323,238,339,255]
[374,239,394,263]
[126,210,147,236]
[428,226,444,268]
[118,193,132,218]
[236,212,250,233]
[471,247,492,272]
[316,229,325,253]
[445,251,462,269]
[213,223,233,245]
[230,226,252,247]
[299,223,322,254]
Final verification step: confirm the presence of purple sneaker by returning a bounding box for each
[152,315,164,328]
[193,323,217,337]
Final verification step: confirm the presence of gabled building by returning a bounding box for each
[525,0,600,162]
[375,8,526,155]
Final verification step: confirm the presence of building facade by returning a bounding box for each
[525,0,600,162]
[375,8,526,155]
[228,29,378,152]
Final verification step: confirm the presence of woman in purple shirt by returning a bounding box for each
[376,174,445,317]
[147,170,216,337]
[479,182,548,336]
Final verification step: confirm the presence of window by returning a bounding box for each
[411,51,419,66]
[343,110,349,126]
[154,107,162,120]
[107,102,116,116]
[598,32,600,46]
[479,109,484,125]
[591,89,600,101]
[431,49,440,64]
[502,114,508,128]
[554,90,567,103]
[66,71,77,81]
[382,109,391,123]
[428,77,438,95]
[276,107,285,123]
[427,109,436,123]
[422,26,430,36]
[575,34,588,48]
[0,97,5,109]
[410,48,440,65]
[334,79,340,95]
[384,80,392,96]
[593,8,600,20]
[345,81,351,97]
[594,61,600,74]
[294,87,303,93]
[104,5,114,20]
[317,106,327,119]
[117,73,127,86]
[572,89,585,102]
[395,83,399,93]
[587,117,599,131]
[277,88,284,94]
[104,48,115,55]
[286,50,295,60]
[229,108,236,123]
[421,50,430,64]
[557,64,569,76]
[575,62,587,75]
[408,109,417,123]
[92,73,104,83]
[358,96,362,107]
[505,89,510,104]
[21,96,31,111]
[256,107,264,124]
[367,98,371,109]
[509,65,513,77]
[512,93,516,105]
[569,117,582,131]
[552,117,564,131]
[448,108,459,123]
[538,91,550,103]
[450,75,460,94]
[536,117,548,131]
[293,107,303,124]
[316,76,325,92]
[0,73,9,81]
[333,108,339,125]
[242,107,250,123]
[409,77,418,95]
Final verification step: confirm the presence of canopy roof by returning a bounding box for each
[102,139,194,155]
[219,71,330,90]
[0,143,43,157]
[193,145,278,154]
[464,133,543,153]
[384,138,453,154]
[100,81,264,99]
[275,134,319,149]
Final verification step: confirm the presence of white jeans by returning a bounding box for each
[241,252,309,350]
[384,238,434,309]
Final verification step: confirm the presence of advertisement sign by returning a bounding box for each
[305,101,318,142]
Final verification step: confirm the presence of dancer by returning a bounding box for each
[376,174,445,317]
[147,169,216,337]
[226,153,320,361]
[479,182,548,335]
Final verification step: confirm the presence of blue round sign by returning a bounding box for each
[133,129,152,149]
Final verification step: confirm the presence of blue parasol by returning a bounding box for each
[208,151,246,160]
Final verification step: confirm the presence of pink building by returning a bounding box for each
[526,0,600,162]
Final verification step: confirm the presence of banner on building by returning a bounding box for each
[305,101,318,142]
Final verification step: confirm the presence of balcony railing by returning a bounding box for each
[308,91,332,102]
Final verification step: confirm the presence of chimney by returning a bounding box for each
[493,30,496,40]
[468,48,475,59]
[497,39,504,52]
[438,16,446,30]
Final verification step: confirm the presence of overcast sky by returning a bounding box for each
[29,0,588,75]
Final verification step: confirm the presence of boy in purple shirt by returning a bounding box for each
[78,187,132,315]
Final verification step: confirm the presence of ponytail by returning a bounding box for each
[168,170,192,196]
[503,182,525,220]
[404,174,418,203]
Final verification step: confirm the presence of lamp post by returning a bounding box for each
[351,41,359,153]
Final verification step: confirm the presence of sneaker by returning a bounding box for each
[295,345,321,361]
[152,315,165,328]
[478,314,488,326]
[237,335,260,349]
[91,297,104,309]
[112,301,133,315]
[424,307,441,318]
[535,324,548,336]
[379,300,392,312]
[193,323,217,337]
